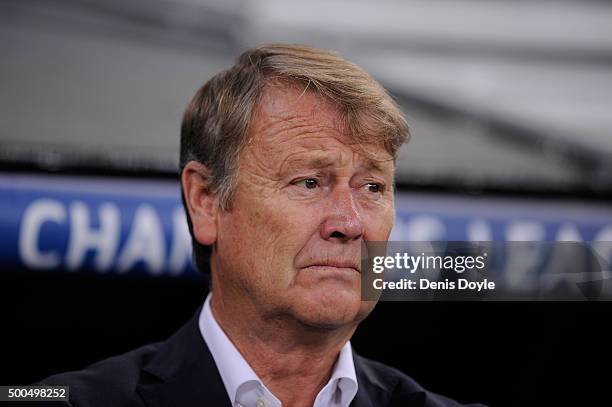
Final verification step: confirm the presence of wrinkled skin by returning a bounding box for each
[209,84,395,331]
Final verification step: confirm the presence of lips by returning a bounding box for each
[303,260,360,273]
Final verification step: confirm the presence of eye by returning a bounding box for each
[303,178,318,189]
[366,183,383,193]
[295,178,319,189]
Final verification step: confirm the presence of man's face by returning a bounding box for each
[212,84,395,329]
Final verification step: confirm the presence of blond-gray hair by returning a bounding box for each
[180,44,409,273]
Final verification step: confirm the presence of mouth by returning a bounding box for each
[303,261,360,274]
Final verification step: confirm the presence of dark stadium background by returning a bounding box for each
[4,267,612,406]
[2,1,612,406]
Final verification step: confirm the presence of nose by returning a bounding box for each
[320,185,364,242]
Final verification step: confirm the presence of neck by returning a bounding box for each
[210,290,357,407]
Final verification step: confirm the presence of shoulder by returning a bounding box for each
[33,306,230,407]
[353,353,487,407]
[36,342,163,407]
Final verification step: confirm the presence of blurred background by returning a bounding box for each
[1,0,612,406]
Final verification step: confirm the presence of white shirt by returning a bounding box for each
[198,293,359,407]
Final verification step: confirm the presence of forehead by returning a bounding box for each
[251,83,344,139]
[247,84,393,167]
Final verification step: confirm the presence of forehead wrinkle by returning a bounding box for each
[254,113,348,149]
[244,85,394,180]
[252,112,309,137]
[247,118,394,180]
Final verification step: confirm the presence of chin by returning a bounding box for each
[290,289,372,330]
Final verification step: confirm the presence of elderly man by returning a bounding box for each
[38,44,484,407]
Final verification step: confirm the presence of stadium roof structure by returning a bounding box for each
[1,0,611,196]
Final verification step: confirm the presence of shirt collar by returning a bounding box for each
[198,293,358,406]
[314,339,358,407]
[199,293,273,405]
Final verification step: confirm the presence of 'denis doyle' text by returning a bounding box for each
[373,278,496,291]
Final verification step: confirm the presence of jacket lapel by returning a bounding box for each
[351,352,427,407]
[136,306,232,407]
[135,308,428,407]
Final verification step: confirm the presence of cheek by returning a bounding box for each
[220,200,316,284]
[254,203,317,260]
[363,205,395,240]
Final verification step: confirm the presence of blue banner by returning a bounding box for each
[0,174,196,277]
[1,174,610,278]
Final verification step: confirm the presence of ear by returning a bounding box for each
[181,161,219,246]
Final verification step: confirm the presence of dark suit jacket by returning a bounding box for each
[35,308,486,407]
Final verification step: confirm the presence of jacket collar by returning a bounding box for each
[136,305,232,407]
[350,352,427,407]
[135,305,426,407]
